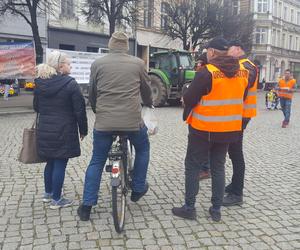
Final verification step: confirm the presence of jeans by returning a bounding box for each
[185,132,229,209]
[280,98,292,122]
[83,126,150,206]
[227,133,245,196]
[44,159,68,201]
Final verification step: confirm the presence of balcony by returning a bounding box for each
[252,44,300,60]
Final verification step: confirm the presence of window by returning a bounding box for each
[284,6,287,20]
[272,29,276,46]
[291,9,294,23]
[282,33,286,48]
[87,47,99,53]
[157,54,177,73]
[144,0,154,28]
[61,0,74,18]
[232,0,240,15]
[297,12,300,25]
[278,2,282,18]
[161,2,170,29]
[59,44,75,51]
[274,0,277,17]
[257,0,268,13]
[277,30,281,47]
[289,35,293,50]
[255,28,267,44]
[296,37,299,51]
[179,54,194,70]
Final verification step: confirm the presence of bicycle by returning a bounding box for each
[105,134,134,233]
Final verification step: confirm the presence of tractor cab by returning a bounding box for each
[149,50,195,106]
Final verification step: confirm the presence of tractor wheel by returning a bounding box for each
[150,75,167,107]
[168,99,182,106]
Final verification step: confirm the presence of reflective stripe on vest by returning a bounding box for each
[191,112,242,122]
[200,99,243,106]
[187,64,248,132]
[240,58,258,118]
[278,79,296,99]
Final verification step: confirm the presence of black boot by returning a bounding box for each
[209,206,221,222]
[131,182,149,202]
[172,204,196,220]
[77,204,92,221]
[223,193,243,206]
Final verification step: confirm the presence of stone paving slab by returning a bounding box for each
[0,92,299,249]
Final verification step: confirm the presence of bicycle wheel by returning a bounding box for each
[111,162,126,233]
[127,140,135,185]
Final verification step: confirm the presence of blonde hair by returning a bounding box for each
[36,50,69,79]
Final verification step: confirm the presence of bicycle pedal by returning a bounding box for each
[105,165,112,172]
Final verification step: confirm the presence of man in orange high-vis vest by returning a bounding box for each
[223,41,258,207]
[172,38,249,222]
[277,69,297,128]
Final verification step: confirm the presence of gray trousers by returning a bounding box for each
[185,132,229,208]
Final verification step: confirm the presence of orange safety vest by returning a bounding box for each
[240,58,258,118]
[278,78,296,99]
[186,64,248,132]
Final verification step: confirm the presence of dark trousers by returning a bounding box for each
[185,132,229,209]
[228,133,245,196]
[44,159,68,201]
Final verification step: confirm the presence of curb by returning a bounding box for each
[0,109,35,116]
[0,106,92,116]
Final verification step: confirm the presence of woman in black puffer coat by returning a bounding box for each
[33,50,88,209]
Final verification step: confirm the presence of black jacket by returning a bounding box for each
[183,55,256,143]
[33,74,88,159]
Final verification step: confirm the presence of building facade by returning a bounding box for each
[48,0,135,54]
[0,12,47,55]
[250,0,300,83]
[136,0,183,65]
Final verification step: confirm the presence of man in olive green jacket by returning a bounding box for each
[78,31,153,221]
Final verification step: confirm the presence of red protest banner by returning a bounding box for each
[0,42,36,79]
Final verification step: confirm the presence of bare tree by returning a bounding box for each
[82,0,138,36]
[0,0,56,63]
[214,6,254,53]
[162,0,221,51]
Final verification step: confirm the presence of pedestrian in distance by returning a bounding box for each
[77,31,153,221]
[265,88,279,110]
[172,37,249,222]
[34,50,88,209]
[223,41,258,207]
[276,69,297,128]
[3,79,13,100]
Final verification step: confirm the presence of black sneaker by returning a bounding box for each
[209,206,221,222]
[225,183,233,193]
[222,193,243,207]
[172,204,196,220]
[77,204,92,221]
[131,182,149,202]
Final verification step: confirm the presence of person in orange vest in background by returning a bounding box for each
[223,41,258,207]
[172,38,249,222]
[277,69,297,128]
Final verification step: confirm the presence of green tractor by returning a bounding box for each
[149,50,196,106]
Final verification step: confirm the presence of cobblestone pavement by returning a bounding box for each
[0,93,300,250]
